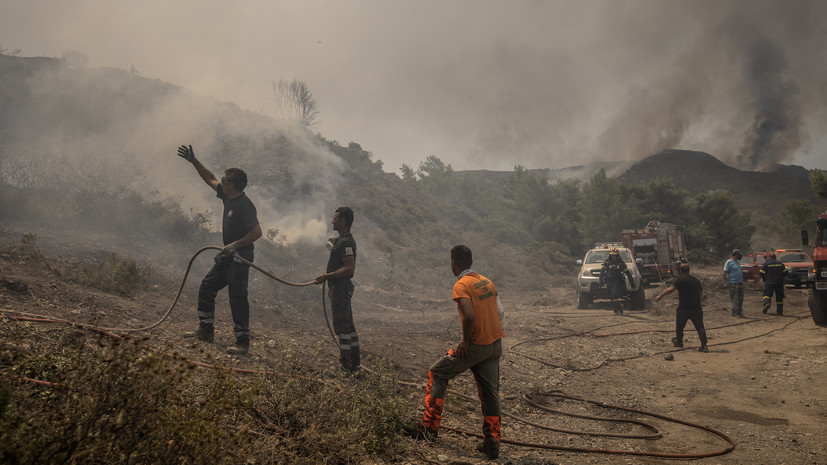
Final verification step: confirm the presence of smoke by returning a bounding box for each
[0,58,345,248]
[2,1,827,173]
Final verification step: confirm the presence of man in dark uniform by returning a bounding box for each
[599,248,634,315]
[654,263,708,352]
[314,207,360,375]
[178,144,262,355]
[760,252,788,316]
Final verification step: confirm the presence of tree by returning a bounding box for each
[774,199,817,245]
[501,165,552,231]
[577,169,644,252]
[687,190,755,261]
[399,164,416,182]
[416,155,454,195]
[272,79,320,127]
[810,169,827,198]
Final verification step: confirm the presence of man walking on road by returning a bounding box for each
[655,263,708,352]
[723,249,745,318]
[178,144,262,355]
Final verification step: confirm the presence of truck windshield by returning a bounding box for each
[585,249,634,264]
[779,253,809,261]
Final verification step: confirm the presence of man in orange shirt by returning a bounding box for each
[404,245,505,460]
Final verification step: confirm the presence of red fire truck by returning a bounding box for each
[620,220,687,285]
[802,212,827,325]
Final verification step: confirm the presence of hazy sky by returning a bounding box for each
[3,0,827,173]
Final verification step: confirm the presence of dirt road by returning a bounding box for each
[350,267,826,464]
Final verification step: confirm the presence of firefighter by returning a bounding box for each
[760,252,788,316]
[600,248,634,315]
[178,145,262,355]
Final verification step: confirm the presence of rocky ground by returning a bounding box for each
[1,224,825,464]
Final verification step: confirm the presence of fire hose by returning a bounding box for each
[0,244,749,458]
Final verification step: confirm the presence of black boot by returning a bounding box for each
[227,335,250,355]
[183,324,214,343]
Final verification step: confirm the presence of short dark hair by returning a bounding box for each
[336,207,354,227]
[680,263,690,275]
[451,245,473,269]
[224,168,248,191]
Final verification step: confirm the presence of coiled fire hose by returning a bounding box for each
[0,244,742,458]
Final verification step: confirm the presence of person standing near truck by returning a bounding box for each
[600,248,634,315]
[760,252,788,316]
[723,249,745,318]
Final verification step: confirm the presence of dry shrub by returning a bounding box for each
[0,321,408,464]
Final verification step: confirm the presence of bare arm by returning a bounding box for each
[314,255,355,284]
[233,224,262,248]
[455,297,476,359]
[654,285,677,302]
[193,159,219,192]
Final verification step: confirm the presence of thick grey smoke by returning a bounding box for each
[2,0,826,172]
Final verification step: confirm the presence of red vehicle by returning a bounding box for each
[741,249,811,288]
[802,213,827,325]
[620,220,687,285]
[740,252,766,281]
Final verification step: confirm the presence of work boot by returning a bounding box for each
[762,301,771,314]
[671,337,683,348]
[226,336,249,355]
[182,324,214,343]
[698,345,709,353]
[401,419,437,441]
[477,438,499,460]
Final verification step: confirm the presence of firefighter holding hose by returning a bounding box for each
[314,207,361,377]
[177,144,262,355]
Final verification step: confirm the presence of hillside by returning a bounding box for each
[618,149,820,217]
[1,53,823,266]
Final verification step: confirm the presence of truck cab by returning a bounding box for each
[801,213,827,325]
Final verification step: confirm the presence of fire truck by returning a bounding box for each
[802,212,827,325]
[620,220,687,285]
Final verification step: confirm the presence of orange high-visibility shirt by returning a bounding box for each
[453,272,504,345]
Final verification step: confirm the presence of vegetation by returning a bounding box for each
[0,322,408,464]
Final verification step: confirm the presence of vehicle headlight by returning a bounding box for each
[581,270,590,277]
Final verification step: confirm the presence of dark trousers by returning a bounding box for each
[197,250,252,343]
[763,282,785,314]
[608,282,625,312]
[675,308,707,346]
[329,280,360,372]
[422,339,502,444]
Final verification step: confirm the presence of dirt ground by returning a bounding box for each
[1,224,825,464]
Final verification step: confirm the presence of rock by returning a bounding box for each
[664,353,675,361]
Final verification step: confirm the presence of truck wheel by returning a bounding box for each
[577,289,592,309]
[630,287,646,310]
[809,290,827,326]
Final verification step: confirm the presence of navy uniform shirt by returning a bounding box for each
[217,184,259,252]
